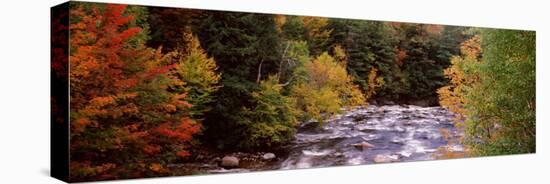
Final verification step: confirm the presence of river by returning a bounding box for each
[173,104,464,174]
[279,104,464,169]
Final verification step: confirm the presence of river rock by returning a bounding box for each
[373,154,399,163]
[353,114,368,121]
[262,153,276,160]
[403,121,414,126]
[333,152,344,157]
[351,141,375,150]
[220,156,239,168]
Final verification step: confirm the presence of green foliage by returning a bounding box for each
[438,28,535,156]
[328,20,405,100]
[281,16,333,55]
[196,11,283,149]
[463,29,536,155]
[281,16,307,41]
[327,21,467,102]
[67,3,536,175]
[278,40,311,86]
[172,33,222,119]
[375,24,464,103]
[438,35,481,124]
[238,76,299,148]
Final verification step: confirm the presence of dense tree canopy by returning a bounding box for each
[438,29,535,156]
[62,3,535,181]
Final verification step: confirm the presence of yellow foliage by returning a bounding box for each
[298,16,333,53]
[300,17,332,44]
[332,45,347,65]
[171,32,222,117]
[291,52,365,122]
[305,53,348,89]
[436,35,481,158]
[175,32,221,92]
[274,15,287,33]
[366,67,385,99]
[437,35,481,126]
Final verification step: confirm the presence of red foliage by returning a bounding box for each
[156,118,201,142]
[177,150,191,158]
[68,4,201,181]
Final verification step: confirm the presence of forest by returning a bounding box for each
[52,2,535,181]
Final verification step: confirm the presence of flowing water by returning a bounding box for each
[279,105,464,169]
[201,104,464,174]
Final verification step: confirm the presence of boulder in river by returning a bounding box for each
[373,154,399,163]
[262,153,276,160]
[352,114,369,121]
[351,141,375,150]
[220,156,239,168]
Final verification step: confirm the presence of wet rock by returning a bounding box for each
[298,121,322,133]
[390,138,405,145]
[333,152,344,157]
[351,141,375,150]
[373,154,399,163]
[220,156,239,168]
[399,151,413,158]
[400,115,411,120]
[262,153,276,160]
[352,114,369,121]
[403,121,414,126]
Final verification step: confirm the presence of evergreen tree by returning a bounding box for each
[328,20,402,100]
[195,11,282,149]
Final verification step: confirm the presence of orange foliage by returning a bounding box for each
[436,35,481,159]
[156,118,201,142]
[438,35,481,125]
[68,4,200,181]
[177,150,191,158]
[395,49,407,66]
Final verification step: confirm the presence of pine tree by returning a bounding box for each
[196,11,282,149]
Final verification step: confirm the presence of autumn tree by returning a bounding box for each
[366,67,385,99]
[465,29,535,155]
[290,52,365,122]
[436,34,481,157]
[171,32,222,119]
[438,35,481,124]
[69,4,200,181]
[438,29,535,156]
